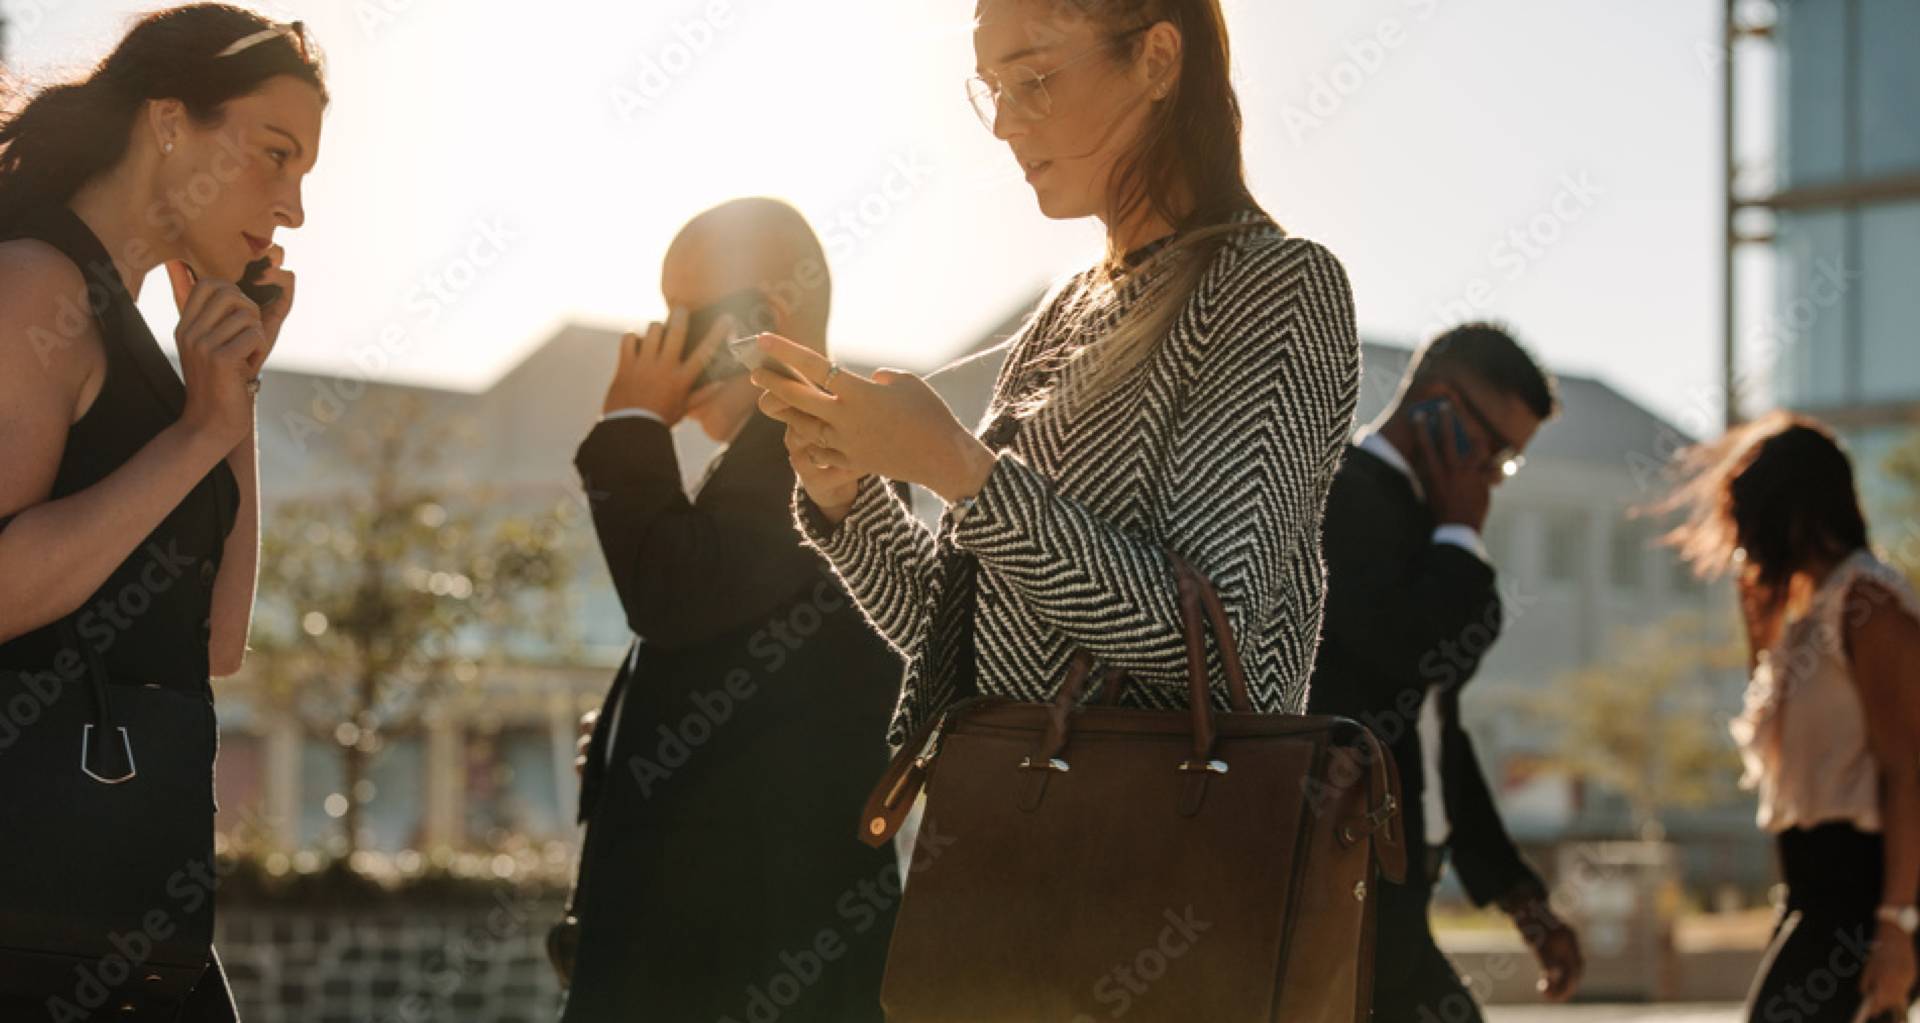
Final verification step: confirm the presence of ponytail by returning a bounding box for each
[0,77,145,229]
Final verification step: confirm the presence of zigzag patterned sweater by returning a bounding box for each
[793,208,1361,751]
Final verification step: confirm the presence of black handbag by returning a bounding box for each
[0,616,218,1014]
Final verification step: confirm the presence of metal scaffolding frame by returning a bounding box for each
[1722,0,1920,431]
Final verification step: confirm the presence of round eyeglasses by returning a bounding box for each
[966,25,1151,132]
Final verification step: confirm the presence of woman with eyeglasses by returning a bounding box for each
[1655,412,1920,1023]
[0,6,323,1018]
[753,0,1358,840]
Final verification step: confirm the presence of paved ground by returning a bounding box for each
[1485,1005,1742,1022]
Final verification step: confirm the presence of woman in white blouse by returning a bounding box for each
[1659,411,1920,1023]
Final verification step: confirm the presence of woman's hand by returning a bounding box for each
[1856,922,1916,1023]
[169,275,266,453]
[250,244,297,355]
[772,406,866,524]
[747,333,995,504]
[168,246,293,372]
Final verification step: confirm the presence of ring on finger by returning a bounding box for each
[821,361,841,393]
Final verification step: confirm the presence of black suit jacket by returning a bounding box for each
[562,411,903,1023]
[1306,443,1544,907]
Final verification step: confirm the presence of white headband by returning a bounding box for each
[215,21,302,59]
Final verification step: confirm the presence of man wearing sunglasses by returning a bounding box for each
[559,198,901,1023]
[1307,322,1584,1021]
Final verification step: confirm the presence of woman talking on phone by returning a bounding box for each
[0,6,324,1018]
[1656,412,1920,1023]
[755,0,1358,758]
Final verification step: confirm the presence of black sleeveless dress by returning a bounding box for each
[0,205,241,1020]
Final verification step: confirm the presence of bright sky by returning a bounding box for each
[8,0,1733,436]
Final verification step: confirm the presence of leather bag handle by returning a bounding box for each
[1027,551,1252,773]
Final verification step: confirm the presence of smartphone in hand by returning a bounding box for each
[684,287,778,389]
[237,256,283,308]
[727,335,812,386]
[1408,397,1472,458]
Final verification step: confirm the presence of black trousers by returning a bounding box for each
[1370,855,1483,1023]
[1745,822,1917,1023]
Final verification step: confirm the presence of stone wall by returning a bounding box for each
[214,892,568,1023]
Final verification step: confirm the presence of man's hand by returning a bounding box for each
[1503,890,1584,1002]
[601,308,732,422]
[1410,402,1493,531]
[573,709,600,779]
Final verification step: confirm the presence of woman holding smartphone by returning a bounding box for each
[1656,412,1920,1023]
[753,0,1359,753]
[0,6,325,1016]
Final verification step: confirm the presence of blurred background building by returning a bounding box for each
[1728,0,1920,523]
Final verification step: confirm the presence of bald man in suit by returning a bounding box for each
[559,199,902,1023]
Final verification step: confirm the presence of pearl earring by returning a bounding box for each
[163,141,174,154]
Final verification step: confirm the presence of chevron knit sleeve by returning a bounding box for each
[948,239,1360,702]
[790,472,940,658]
[790,273,1089,660]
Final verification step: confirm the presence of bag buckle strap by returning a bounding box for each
[80,724,137,785]
[1339,792,1397,845]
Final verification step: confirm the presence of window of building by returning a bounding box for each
[1610,517,1652,590]
[465,726,567,849]
[1543,510,1586,584]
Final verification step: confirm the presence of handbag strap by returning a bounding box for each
[53,614,136,784]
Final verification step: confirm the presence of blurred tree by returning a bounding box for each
[250,393,578,856]
[1883,430,1920,589]
[1516,612,1743,840]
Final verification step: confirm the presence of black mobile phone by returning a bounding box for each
[176,259,281,308]
[1408,397,1472,458]
[238,256,283,309]
[684,287,778,389]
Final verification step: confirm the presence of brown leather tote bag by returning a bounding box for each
[859,552,1408,1022]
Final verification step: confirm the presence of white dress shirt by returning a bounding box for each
[1353,429,1492,847]
[602,407,667,426]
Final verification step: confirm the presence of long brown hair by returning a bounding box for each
[1646,410,1871,591]
[1004,0,1264,423]
[0,4,326,231]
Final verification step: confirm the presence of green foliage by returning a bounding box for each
[1883,430,1920,589]
[1515,613,1744,838]
[249,393,580,855]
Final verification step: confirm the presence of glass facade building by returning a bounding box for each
[1770,0,1920,521]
